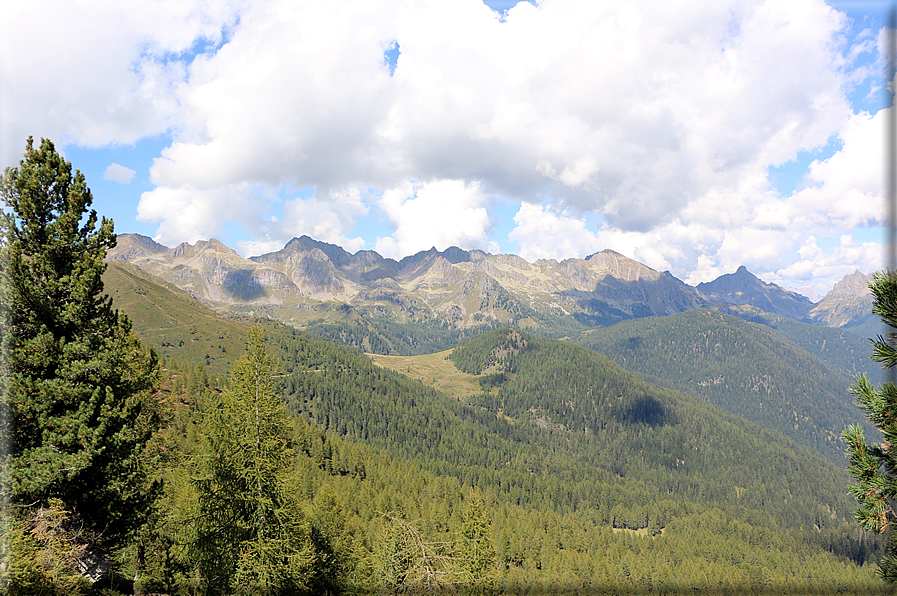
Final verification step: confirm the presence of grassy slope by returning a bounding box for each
[103,261,252,376]
[367,349,483,399]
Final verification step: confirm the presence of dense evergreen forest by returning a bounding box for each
[570,309,878,464]
[3,139,894,594]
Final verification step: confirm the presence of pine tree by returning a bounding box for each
[0,137,160,545]
[190,326,313,594]
[844,269,897,583]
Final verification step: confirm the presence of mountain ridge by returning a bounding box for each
[108,234,875,353]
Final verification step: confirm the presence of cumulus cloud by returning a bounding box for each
[275,188,368,254]
[374,179,492,258]
[0,0,243,164]
[772,234,881,293]
[103,163,136,184]
[134,0,860,237]
[137,183,259,245]
[508,203,601,262]
[5,0,883,294]
[792,108,883,230]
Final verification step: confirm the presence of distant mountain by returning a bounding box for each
[108,234,709,339]
[696,265,814,319]
[102,262,886,589]
[809,270,879,339]
[109,234,881,359]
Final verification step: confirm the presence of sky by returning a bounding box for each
[1,0,893,300]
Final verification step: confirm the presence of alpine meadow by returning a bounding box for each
[1,140,895,596]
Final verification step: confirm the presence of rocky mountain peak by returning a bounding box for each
[269,236,352,266]
[808,270,874,330]
[109,233,167,261]
[584,249,660,282]
[697,265,813,320]
[829,270,871,298]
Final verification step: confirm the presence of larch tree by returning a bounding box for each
[844,269,897,583]
[0,137,160,545]
[458,489,497,590]
[190,325,313,595]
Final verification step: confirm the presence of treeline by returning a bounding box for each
[116,330,889,594]
[6,315,890,594]
[269,326,885,560]
[303,316,500,356]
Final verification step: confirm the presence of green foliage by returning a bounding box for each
[303,315,501,356]
[458,490,496,589]
[190,326,314,594]
[0,137,160,546]
[67,249,897,593]
[448,328,529,374]
[573,309,870,464]
[101,261,247,377]
[1,500,92,595]
[275,323,868,547]
[845,270,897,584]
[712,303,884,384]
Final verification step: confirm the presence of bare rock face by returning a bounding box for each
[107,233,167,261]
[108,234,842,332]
[809,270,874,328]
[107,234,296,304]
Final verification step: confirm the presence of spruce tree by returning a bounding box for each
[844,269,897,582]
[0,137,160,544]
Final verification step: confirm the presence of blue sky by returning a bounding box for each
[1,0,893,298]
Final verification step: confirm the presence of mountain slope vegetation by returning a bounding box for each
[98,261,887,593]
[570,309,876,463]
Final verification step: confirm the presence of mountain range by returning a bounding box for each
[108,234,875,349]
[97,262,889,591]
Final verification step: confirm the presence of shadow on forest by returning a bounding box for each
[618,395,672,426]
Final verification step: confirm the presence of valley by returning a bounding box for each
[94,237,893,593]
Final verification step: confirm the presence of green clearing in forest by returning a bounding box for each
[367,348,482,399]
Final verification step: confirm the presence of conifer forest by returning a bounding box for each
[4,139,897,595]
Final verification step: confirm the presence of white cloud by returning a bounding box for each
[4,0,883,295]
[771,234,882,296]
[508,203,601,262]
[137,183,260,245]
[374,179,492,258]
[275,188,368,254]
[0,0,243,164]
[123,0,861,238]
[792,108,883,230]
[139,183,369,255]
[102,163,136,184]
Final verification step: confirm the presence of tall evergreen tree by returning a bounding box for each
[844,269,897,583]
[458,489,496,590]
[0,137,159,544]
[190,326,313,594]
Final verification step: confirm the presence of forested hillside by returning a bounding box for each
[92,254,891,593]
[6,138,891,596]
[571,309,876,463]
[708,303,883,384]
